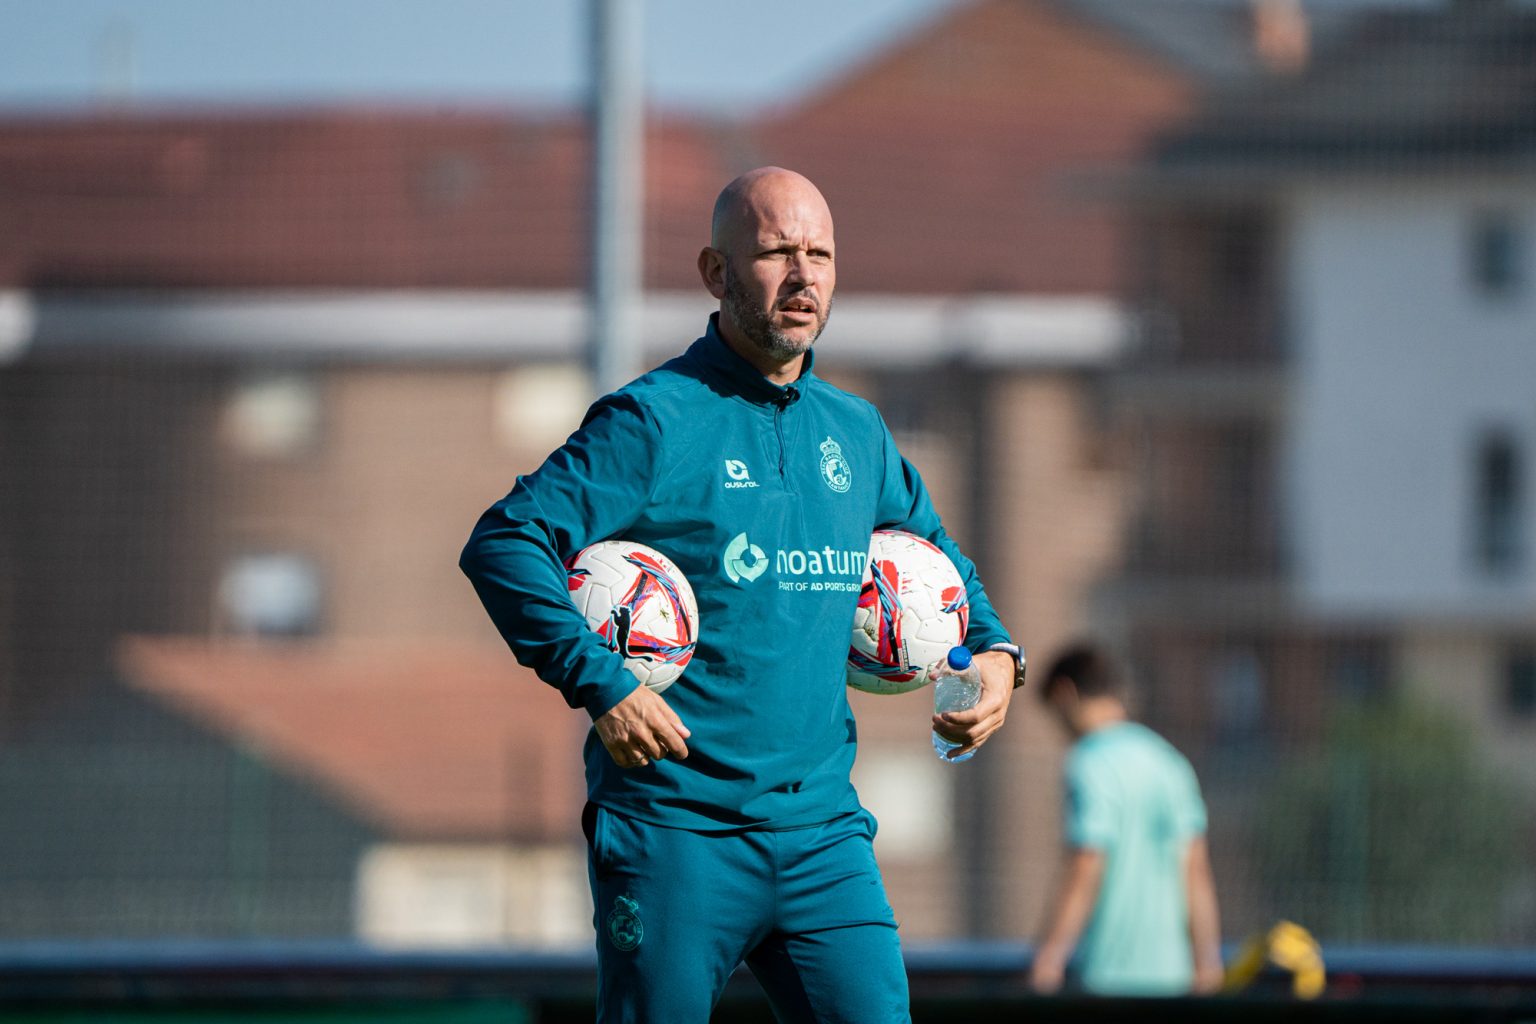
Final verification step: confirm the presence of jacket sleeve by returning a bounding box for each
[459,392,661,720]
[870,409,1013,653]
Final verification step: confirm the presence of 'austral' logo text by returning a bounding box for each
[722,532,867,593]
[723,459,759,490]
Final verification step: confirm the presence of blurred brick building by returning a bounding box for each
[0,0,1355,944]
[1105,0,1536,940]
[1108,0,1536,770]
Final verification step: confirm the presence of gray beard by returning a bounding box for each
[722,263,831,364]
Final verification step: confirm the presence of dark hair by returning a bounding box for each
[1040,642,1124,702]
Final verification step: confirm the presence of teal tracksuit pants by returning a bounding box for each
[584,803,911,1023]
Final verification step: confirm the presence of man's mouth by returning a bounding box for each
[779,298,817,320]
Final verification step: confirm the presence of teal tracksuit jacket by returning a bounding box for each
[461,316,1011,832]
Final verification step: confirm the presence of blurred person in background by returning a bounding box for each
[461,166,1024,1023]
[1029,641,1223,996]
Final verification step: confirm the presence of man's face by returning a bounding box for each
[708,178,836,364]
[721,254,833,363]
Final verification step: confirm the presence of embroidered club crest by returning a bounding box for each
[607,894,643,951]
[819,436,852,494]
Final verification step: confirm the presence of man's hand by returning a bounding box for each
[931,649,1014,760]
[594,685,691,769]
[1185,836,1224,994]
[1030,848,1104,996]
[1028,947,1068,995]
[1192,960,1226,995]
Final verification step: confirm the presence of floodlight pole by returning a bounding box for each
[589,0,645,397]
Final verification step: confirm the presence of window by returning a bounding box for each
[1215,214,1265,294]
[874,368,969,440]
[0,289,33,363]
[1208,647,1265,744]
[221,371,322,459]
[1328,642,1389,700]
[1469,212,1522,297]
[218,552,323,637]
[1473,430,1523,575]
[494,363,590,453]
[848,746,951,859]
[1506,648,1536,719]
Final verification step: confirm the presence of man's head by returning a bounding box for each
[1039,642,1128,738]
[698,167,835,376]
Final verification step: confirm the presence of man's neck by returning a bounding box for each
[1075,697,1128,737]
[717,314,805,387]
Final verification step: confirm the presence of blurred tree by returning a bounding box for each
[1254,697,1527,944]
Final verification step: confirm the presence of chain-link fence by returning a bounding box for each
[1,0,1533,959]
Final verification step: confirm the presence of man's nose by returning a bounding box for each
[785,252,812,283]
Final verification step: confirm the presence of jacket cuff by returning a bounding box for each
[581,674,643,721]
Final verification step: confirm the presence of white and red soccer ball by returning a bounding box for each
[566,540,699,693]
[846,530,970,695]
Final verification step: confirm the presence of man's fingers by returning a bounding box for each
[605,739,648,768]
[945,729,987,759]
[934,678,1008,751]
[659,707,691,756]
[950,721,1001,758]
[931,715,964,744]
[643,701,689,760]
[937,690,1004,729]
[665,707,692,739]
[934,711,1004,756]
[934,707,1000,737]
[653,725,689,761]
[609,709,690,766]
[923,647,1019,756]
[945,735,986,760]
[594,685,693,766]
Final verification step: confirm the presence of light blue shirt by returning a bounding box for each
[1063,721,1207,995]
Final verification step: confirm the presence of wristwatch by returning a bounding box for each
[987,642,1027,689]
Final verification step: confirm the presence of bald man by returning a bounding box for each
[462,168,1023,1022]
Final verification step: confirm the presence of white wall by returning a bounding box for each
[356,843,590,949]
[1397,631,1536,789]
[1285,176,1536,620]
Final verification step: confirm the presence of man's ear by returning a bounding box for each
[698,247,728,300]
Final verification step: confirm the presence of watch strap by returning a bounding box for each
[987,642,1027,689]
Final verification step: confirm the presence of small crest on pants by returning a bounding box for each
[607,893,643,951]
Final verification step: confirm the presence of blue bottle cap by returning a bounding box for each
[946,646,973,671]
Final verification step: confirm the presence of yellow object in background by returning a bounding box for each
[1223,920,1326,999]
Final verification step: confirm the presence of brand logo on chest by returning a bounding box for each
[723,458,759,489]
[819,436,852,493]
[723,532,769,583]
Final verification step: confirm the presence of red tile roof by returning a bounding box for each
[0,111,593,289]
[0,0,1196,296]
[753,0,1195,295]
[118,636,589,842]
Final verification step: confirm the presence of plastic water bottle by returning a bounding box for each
[932,645,982,763]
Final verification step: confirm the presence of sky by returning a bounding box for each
[0,0,960,114]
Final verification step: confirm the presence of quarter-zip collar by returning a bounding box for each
[690,313,816,407]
